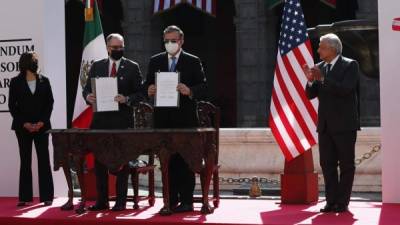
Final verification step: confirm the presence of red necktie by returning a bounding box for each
[110,62,117,77]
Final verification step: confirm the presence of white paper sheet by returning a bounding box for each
[155,72,180,107]
[91,77,119,112]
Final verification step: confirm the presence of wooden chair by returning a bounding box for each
[129,101,220,209]
[194,101,221,208]
[129,102,156,209]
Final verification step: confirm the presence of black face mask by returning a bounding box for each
[110,49,124,61]
[29,61,38,73]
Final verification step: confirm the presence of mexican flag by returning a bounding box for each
[267,0,283,9]
[72,0,107,128]
[72,0,107,169]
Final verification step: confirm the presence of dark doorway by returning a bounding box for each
[216,0,237,127]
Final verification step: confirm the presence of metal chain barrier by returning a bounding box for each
[219,177,280,185]
[355,143,381,166]
[218,143,381,186]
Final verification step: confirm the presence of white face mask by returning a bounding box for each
[165,42,180,55]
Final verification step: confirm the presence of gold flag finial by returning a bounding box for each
[85,7,94,22]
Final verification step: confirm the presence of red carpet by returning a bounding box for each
[0,197,398,225]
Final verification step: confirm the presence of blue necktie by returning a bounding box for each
[170,57,176,72]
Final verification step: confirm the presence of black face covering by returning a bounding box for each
[29,61,38,73]
[110,49,124,61]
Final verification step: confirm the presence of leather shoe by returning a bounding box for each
[43,201,53,206]
[320,204,336,213]
[88,202,109,211]
[335,204,348,213]
[173,203,193,213]
[111,204,126,211]
[17,201,30,207]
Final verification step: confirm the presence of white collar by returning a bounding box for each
[326,54,340,68]
[109,57,122,65]
[168,49,182,60]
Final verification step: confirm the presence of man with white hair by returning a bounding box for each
[303,33,360,213]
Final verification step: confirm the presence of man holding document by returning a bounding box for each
[145,25,208,213]
[83,33,144,211]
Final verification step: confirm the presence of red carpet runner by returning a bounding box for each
[0,197,398,225]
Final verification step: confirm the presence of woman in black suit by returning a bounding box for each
[8,51,54,206]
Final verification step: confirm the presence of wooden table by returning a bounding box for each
[49,128,217,215]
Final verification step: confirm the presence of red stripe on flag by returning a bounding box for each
[159,0,165,11]
[72,107,94,170]
[291,47,318,123]
[305,40,313,53]
[72,107,93,128]
[212,0,217,16]
[281,54,317,123]
[275,66,316,146]
[271,90,305,155]
[269,115,294,160]
[202,0,207,11]
[171,0,175,7]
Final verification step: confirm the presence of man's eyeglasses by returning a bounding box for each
[163,39,180,44]
[108,45,124,50]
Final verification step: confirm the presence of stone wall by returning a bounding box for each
[139,128,382,192]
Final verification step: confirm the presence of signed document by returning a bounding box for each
[91,77,119,112]
[155,72,180,107]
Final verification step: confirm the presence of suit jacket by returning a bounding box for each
[305,56,360,133]
[145,51,208,128]
[83,57,144,129]
[8,74,54,131]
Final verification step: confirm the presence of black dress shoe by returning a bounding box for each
[17,202,30,207]
[335,204,348,213]
[320,204,336,213]
[111,204,126,211]
[88,203,109,211]
[43,201,53,206]
[173,204,193,213]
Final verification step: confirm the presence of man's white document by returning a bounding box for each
[155,72,180,107]
[91,77,119,112]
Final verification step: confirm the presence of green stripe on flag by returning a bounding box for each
[267,0,283,9]
[83,0,103,47]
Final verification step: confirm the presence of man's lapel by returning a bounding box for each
[329,56,343,77]
[116,57,125,77]
[174,51,184,73]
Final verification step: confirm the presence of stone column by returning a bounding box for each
[121,0,154,78]
[233,0,278,127]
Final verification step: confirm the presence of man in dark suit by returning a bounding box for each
[145,25,208,213]
[83,33,144,211]
[303,33,360,213]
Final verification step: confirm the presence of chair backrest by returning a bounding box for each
[134,102,154,129]
[196,101,220,163]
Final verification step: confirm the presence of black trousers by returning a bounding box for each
[318,130,357,206]
[15,130,54,202]
[169,153,195,206]
[94,160,129,205]
[154,108,197,206]
[90,111,131,205]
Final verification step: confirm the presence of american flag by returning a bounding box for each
[269,0,318,161]
[153,0,216,16]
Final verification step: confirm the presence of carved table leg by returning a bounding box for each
[74,155,86,214]
[200,144,216,214]
[158,148,172,216]
[60,154,74,211]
